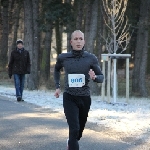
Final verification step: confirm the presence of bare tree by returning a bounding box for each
[102,0,131,54]
[102,0,131,100]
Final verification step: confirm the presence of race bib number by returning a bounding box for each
[68,74,85,87]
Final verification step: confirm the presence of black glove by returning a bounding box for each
[9,74,12,79]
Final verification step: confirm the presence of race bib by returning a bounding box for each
[68,74,85,87]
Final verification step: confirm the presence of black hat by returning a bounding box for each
[16,39,23,45]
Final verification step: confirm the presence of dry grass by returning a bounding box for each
[0,70,150,97]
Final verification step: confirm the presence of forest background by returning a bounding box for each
[0,0,150,98]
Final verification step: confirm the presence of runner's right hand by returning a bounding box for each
[54,88,61,98]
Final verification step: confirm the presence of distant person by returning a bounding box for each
[54,30,104,150]
[8,39,31,102]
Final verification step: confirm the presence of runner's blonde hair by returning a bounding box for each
[71,30,84,39]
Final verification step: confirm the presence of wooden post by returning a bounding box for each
[126,58,129,103]
[107,58,111,103]
[101,54,131,104]
[113,58,117,103]
[101,60,105,101]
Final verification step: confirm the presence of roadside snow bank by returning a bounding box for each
[0,86,150,137]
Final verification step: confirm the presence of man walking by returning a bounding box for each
[8,39,31,102]
[54,30,104,150]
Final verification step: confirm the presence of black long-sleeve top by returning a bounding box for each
[8,48,31,75]
[54,49,104,96]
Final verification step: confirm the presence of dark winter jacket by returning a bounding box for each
[54,49,104,96]
[8,48,31,75]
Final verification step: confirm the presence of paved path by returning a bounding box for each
[0,96,149,150]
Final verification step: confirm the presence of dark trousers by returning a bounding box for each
[63,92,91,150]
[14,74,25,98]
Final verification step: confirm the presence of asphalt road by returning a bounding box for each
[0,96,149,150]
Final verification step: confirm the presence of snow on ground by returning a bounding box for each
[0,85,150,138]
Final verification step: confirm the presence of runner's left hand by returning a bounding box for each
[88,69,96,80]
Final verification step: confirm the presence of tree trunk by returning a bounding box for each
[147,13,150,75]
[44,23,52,82]
[65,0,72,52]
[0,0,9,69]
[0,1,2,56]
[24,0,34,90]
[75,0,84,30]
[55,20,62,55]
[8,0,15,34]
[96,0,103,61]
[11,1,22,52]
[84,0,92,50]
[66,30,71,52]
[84,0,100,95]
[132,0,150,97]
[87,0,98,53]
[32,0,40,89]
[138,2,149,97]
[147,47,150,74]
